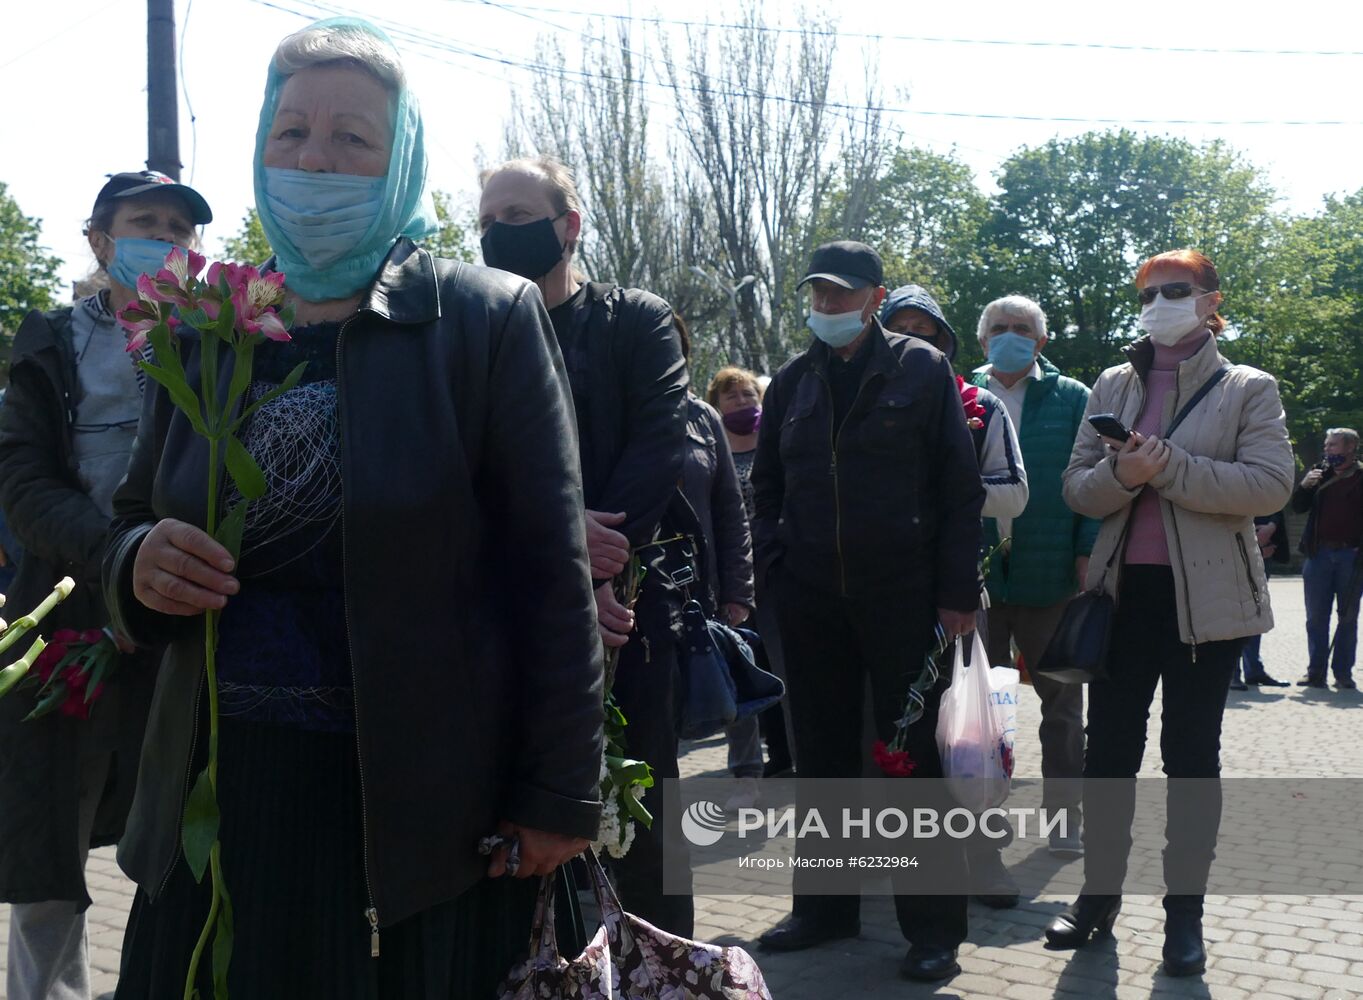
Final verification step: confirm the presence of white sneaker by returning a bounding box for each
[725,777,761,812]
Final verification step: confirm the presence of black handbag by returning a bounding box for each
[1035,363,1233,684]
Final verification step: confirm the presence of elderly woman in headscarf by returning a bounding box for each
[104,18,602,998]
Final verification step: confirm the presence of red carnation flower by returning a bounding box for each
[872,739,917,777]
[80,629,104,645]
[956,376,987,423]
[33,643,67,684]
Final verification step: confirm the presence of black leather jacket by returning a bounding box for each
[103,240,603,929]
[751,322,985,609]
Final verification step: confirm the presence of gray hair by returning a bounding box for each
[976,295,1049,347]
[272,22,404,92]
[1326,428,1359,448]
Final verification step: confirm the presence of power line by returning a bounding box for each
[243,0,1363,127]
[450,0,1363,58]
[180,0,200,184]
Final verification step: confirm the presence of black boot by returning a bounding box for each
[900,944,960,982]
[1162,902,1206,977]
[757,914,859,952]
[1044,894,1120,949]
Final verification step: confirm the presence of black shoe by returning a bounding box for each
[1245,672,1289,687]
[761,758,794,778]
[1298,677,1329,689]
[1229,680,1248,691]
[971,849,1020,909]
[1162,909,1206,977]
[757,914,858,952]
[1337,679,1358,690]
[1045,894,1121,949]
[900,944,960,982]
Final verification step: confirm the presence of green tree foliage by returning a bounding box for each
[423,190,478,263]
[220,208,272,266]
[1223,189,1363,455]
[0,182,64,338]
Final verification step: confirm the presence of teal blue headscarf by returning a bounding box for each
[253,17,437,301]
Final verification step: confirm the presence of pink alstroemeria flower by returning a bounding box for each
[118,301,161,352]
[157,246,207,287]
[230,269,291,342]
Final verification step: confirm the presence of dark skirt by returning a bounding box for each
[115,717,583,999]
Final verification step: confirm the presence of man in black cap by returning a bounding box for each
[750,241,984,982]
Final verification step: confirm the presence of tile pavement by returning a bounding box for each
[3,577,1361,998]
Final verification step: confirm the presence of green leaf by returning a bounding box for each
[180,307,212,331]
[147,324,188,386]
[22,683,68,721]
[216,299,237,345]
[214,501,249,561]
[621,789,653,827]
[212,878,234,998]
[226,342,254,417]
[182,768,220,883]
[229,361,308,434]
[84,654,115,704]
[224,434,266,501]
[142,364,208,436]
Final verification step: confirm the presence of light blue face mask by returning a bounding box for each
[261,168,386,269]
[252,16,438,301]
[987,331,1038,373]
[807,308,869,349]
[107,237,177,290]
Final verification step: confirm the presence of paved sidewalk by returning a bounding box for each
[4,577,1363,998]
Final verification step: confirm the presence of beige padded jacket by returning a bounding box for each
[1062,335,1295,647]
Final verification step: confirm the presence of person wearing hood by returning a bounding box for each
[751,241,983,983]
[881,285,1027,521]
[104,20,603,996]
[0,168,209,1000]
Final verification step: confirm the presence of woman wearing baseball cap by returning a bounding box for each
[0,169,210,1000]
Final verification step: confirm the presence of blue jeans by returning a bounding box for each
[1303,547,1361,683]
[1236,634,1264,684]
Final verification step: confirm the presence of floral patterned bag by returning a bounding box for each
[497,850,773,1000]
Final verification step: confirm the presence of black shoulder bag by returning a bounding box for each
[1035,364,1232,684]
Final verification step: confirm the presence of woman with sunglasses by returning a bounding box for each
[1050,249,1293,976]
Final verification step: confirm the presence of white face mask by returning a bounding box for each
[1139,292,1208,346]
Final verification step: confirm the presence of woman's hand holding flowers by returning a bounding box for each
[133,518,239,615]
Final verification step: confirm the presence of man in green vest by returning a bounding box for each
[968,295,1100,905]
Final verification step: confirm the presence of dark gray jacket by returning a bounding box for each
[0,301,155,907]
[103,240,604,929]
[680,396,755,615]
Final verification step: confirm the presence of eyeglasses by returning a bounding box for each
[1137,282,1206,306]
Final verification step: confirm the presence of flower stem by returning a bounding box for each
[0,577,75,657]
[183,436,225,1000]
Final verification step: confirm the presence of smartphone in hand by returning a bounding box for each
[1087,413,1132,443]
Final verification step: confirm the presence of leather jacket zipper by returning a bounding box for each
[335,317,381,955]
[815,368,874,597]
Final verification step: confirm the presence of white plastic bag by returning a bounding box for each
[935,631,1013,812]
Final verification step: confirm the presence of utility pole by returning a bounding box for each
[146,0,181,179]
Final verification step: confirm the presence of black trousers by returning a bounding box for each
[607,600,694,938]
[1082,565,1240,915]
[775,572,968,949]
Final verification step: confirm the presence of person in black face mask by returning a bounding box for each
[478,155,693,934]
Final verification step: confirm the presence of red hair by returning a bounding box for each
[1135,249,1225,334]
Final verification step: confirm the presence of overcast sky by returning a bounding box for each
[4,0,1359,290]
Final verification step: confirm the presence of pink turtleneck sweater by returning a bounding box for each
[1124,330,1213,566]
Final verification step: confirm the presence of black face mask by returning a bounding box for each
[479,214,566,280]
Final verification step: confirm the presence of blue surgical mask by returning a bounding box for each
[260,168,385,269]
[987,331,1037,373]
[107,237,178,289]
[807,308,868,349]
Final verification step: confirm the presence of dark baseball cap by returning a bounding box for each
[797,240,883,290]
[91,171,213,225]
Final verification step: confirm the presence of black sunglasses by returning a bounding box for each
[1137,282,1206,306]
